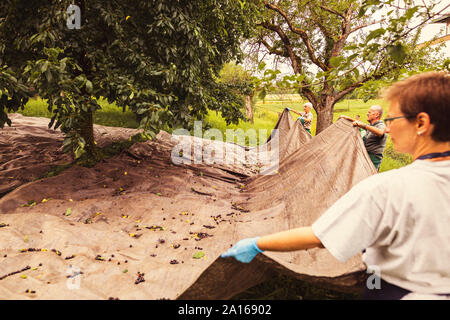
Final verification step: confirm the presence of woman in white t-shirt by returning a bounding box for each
[222,71,450,299]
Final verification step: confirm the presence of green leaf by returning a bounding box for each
[192,251,205,259]
[366,28,385,42]
[329,56,345,68]
[45,69,52,83]
[22,200,36,207]
[41,61,49,73]
[74,146,84,159]
[388,43,407,64]
[85,80,93,93]
[65,208,72,216]
[75,75,87,88]
[344,44,358,51]
[405,7,418,20]
[357,7,366,18]
[258,61,266,71]
[137,108,147,115]
[347,53,359,62]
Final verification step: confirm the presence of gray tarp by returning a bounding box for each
[0,111,375,299]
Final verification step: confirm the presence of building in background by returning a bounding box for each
[417,13,450,50]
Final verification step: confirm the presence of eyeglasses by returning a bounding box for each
[383,115,416,126]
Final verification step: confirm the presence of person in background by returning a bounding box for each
[287,102,313,135]
[340,106,387,171]
[222,71,450,300]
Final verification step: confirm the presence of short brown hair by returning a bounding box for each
[382,71,450,142]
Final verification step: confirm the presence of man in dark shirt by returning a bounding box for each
[340,105,387,171]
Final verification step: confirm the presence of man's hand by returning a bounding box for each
[352,120,366,129]
[221,237,264,263]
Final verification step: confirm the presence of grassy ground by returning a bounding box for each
[12,95,411,300]
[19,97,139,129]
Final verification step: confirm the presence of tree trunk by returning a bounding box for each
[78,107,100,161]
[245,94,254,124]
[315,100,335,135]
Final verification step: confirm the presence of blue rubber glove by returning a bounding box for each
[221,237,264,263]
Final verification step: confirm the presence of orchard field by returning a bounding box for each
[18,94,413,174]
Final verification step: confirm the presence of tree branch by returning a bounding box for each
[329,5,354,59]
[319,5,345,20]
[258,21,303,74]
[263,1,329,71]
[349,19,386,34]
[334,68,388,103]
[257,38,289,58]
[306,4,335,62]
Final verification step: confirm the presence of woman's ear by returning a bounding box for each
[416,112,431,135]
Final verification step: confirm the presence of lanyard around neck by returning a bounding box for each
[416,150,450,160]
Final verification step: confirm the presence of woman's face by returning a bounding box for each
[385,101,417,155]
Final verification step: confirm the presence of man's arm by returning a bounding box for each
[257,227,323,251]
[353,121,385,137]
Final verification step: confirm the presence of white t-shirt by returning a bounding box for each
[312,160,450,294]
